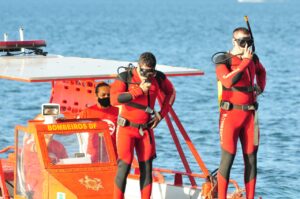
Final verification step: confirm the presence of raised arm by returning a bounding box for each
[110,79,144,106]
[216,59,252,88]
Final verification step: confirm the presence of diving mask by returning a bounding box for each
[140,67,156,79]
[235,37,254,48]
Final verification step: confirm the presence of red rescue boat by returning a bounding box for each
[0,36,250,199]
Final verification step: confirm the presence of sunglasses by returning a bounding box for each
[234,37,253,48]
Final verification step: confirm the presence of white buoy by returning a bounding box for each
[19,27,25,53]
[4,33,8,41]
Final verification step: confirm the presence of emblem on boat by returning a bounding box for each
[79,175,103,191]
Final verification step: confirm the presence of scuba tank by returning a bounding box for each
[217,81,222,108]
[211,52,233,108]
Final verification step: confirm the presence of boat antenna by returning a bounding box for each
[244,16,255,52]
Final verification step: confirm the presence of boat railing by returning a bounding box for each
[0,146,14,199]
[131,163,241,192]
[0,146,14,154]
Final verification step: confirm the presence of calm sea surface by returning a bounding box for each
[1,0,299,198]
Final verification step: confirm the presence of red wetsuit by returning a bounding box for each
[23,136,68,199]
[47,139,68,163]
[216,55,266,199]
[23,136,42,199]
[79,105,119,162]
[111,68,175,199]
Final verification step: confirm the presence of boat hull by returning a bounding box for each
[125,178,201,199]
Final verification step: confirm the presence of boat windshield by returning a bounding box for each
[43,131,110,165]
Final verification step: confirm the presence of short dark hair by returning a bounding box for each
[95,82,109,94]
[233,27,250,36]
[138,52,156,68]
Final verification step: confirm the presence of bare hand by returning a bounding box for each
[255,84,263,96]
[150,112,162,129]
[140,80,151,94]
[241,43,253,60]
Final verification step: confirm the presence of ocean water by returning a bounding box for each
[0,0,300,198]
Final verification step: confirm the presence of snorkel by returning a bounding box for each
[211,16,256,64]
[244,16,255,52]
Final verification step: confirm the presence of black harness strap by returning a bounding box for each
[216,53,260,93]
[222,85,256,92]
[220,101,258,111]
[117,67,165,115]
[126,102,154,114]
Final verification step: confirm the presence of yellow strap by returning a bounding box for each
[217,81,222,109]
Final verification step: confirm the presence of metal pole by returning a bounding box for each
[3,33,8,41]
[168,107,210,177]
[158,94,197,186]
[19,27,25,53]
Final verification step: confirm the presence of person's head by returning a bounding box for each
[232,27,253,53]
[95,82,111,108]
[137,52,157,81]
[45,134,54,145]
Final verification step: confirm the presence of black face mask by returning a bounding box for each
[235,37,253,48]
[98,97,110,107]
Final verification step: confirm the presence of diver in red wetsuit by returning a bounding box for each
[215,27,266,199]
[111,52,175,199]
[79,82,119,162]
